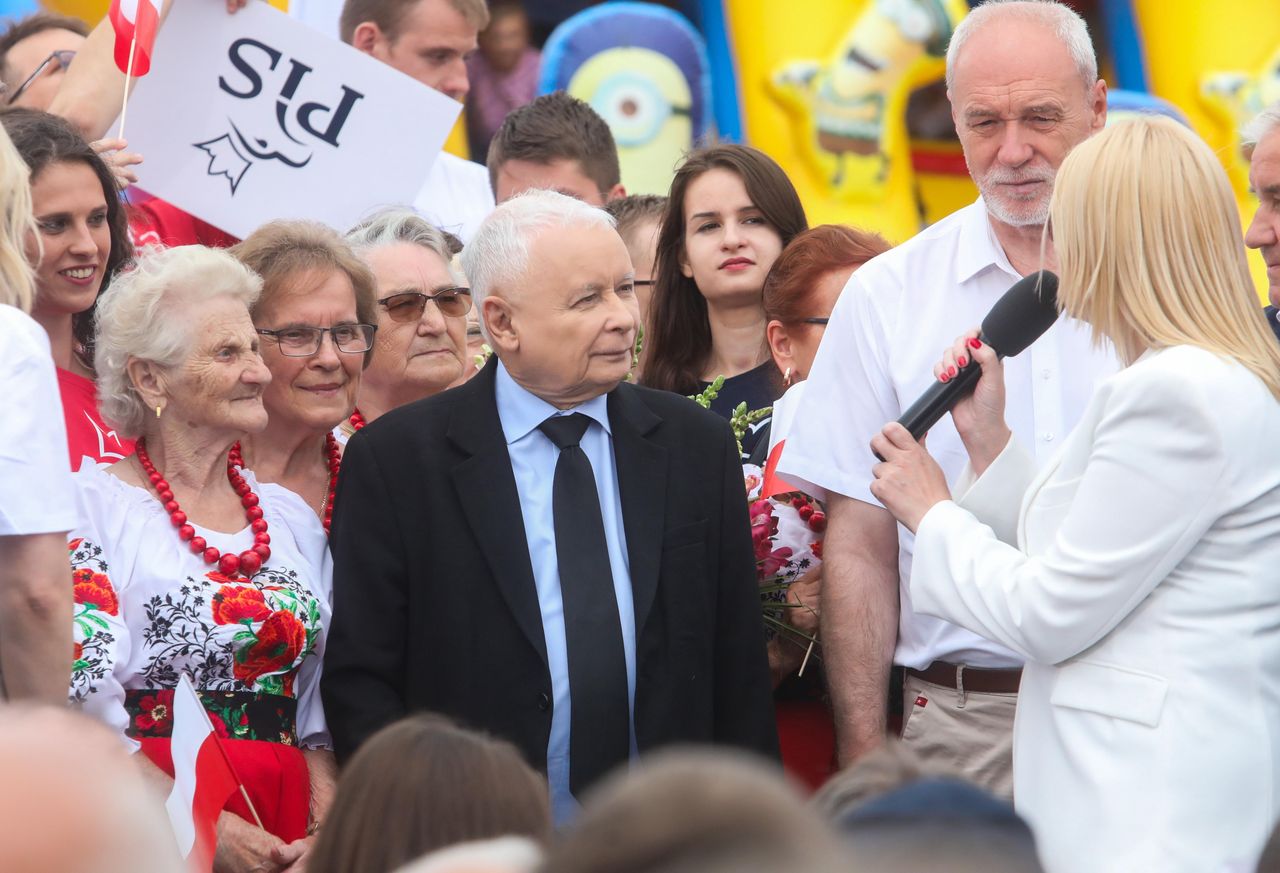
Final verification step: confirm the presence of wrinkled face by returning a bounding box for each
[1246,128,1280,307]
[161,296,272,437]
[494,157,611,206]
[679,168,784,305]
[364,242,466,399]
[28,160,111,319]
[254,269,364,434]
[950,19,1105,228]
[478,8,529,73]
[495,223,639,405]
[3,28,84,110]
[374,0,477,101]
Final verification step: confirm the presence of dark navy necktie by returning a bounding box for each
[538,412,630,796]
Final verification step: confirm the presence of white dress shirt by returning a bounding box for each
[494,361,637,824]
[778,198,1118,669]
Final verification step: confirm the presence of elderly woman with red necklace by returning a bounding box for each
[68,245,334,873]
[230,221,379,534]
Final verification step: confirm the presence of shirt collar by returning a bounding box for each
[494,359,612,446]
[955,196,1022,287]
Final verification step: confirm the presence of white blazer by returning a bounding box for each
[911,345,1280,873]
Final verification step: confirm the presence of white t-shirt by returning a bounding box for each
[414,152,495,244]
[777,199,1118,669]
[0,305,76,536]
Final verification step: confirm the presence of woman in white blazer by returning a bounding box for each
[868,116,1280,873]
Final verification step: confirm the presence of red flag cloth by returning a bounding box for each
[107,0,162,76]
[761,439,799,499]
[164,676,241,873]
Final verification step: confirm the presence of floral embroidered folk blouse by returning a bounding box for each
[68,462,332,749]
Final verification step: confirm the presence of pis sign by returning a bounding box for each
[120,0,461,239]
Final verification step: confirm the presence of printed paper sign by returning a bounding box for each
[120,0,461,239]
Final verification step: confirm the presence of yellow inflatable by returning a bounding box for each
[1132,0,1280,299]
[726,0,967,243]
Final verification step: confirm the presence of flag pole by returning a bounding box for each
[116,34,138,141]
[182,675,267,831]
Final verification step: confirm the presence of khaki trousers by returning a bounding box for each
[900,672,1017,801]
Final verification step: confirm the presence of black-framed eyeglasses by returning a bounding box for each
[256,323,377,357]
[5,50,75,105]
[378,287,472,322]
[799,317,830,326]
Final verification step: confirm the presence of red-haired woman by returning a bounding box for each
[759,224,890,790]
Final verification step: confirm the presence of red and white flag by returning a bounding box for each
[107,0,162,77]
[165,674,241,873]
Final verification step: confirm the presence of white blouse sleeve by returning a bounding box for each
[68,471,137,749]
[0,307,76,535]
[909,365,1229,665]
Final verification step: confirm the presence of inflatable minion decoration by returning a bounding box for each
[1202,43,1280,173]
[540,2,712,196]
[770,0,966,200]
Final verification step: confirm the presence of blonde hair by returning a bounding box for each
[1051,115,1280,400]
[0,125,36,312]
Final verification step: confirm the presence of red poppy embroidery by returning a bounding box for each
[134,693,174,734]
[234,610,306,684]
[73,569,119,615]
[211,585,272,626]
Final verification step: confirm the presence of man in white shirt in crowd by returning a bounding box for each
[1244,102,1280,339]
[778,0,1116,797]
[341,0,496,242]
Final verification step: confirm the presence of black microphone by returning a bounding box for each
[893,270,1060,444]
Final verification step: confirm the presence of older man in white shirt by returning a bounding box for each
[779,0,1116,796]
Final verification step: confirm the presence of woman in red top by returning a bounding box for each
[2,109,134,468]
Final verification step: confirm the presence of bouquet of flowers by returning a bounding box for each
[691,379,824,668]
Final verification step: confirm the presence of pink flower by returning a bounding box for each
[761,546,794,579]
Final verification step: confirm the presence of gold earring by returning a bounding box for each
[783,367,792,388]
[155,405,162,419]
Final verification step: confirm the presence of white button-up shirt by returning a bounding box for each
[778,198,1118,669]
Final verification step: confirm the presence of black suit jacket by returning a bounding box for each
[321,359,779,777]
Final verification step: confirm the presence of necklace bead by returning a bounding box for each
[136,438,270,580]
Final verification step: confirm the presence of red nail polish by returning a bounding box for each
[940,373,949,383]
[968,338,982,349]
[957,357,968,368]
[947,366,957,378]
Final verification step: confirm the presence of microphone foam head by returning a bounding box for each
[981,271,1060,357]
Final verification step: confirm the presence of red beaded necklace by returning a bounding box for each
[229,416,361,537]
[136,439,272,579]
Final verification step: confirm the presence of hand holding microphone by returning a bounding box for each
[870,271,1060,529]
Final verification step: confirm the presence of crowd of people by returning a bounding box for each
[3,0,1280,871]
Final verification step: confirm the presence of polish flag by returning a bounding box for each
[107,0,162,77]
[165,675,241,873]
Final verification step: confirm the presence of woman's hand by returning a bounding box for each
[783,565,820,638]
[213,812,286,873]
[869,424,951,534]
[937,330,1011,477]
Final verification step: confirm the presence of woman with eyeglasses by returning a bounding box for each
[1,108,134,468]
[753,224,890,790]
[342,207,471,433]
[230,220,378,535]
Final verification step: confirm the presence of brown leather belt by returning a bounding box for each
[905,661,1023,694]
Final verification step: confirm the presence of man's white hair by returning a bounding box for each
[460,188,617,323]
[394,836,543,873]
[1243,101,1280,151]
[945,0,1098,93]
